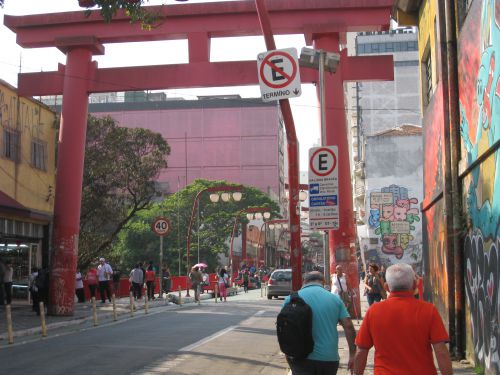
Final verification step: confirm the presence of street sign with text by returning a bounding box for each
[308,146,339,230]
[257,48,302,102]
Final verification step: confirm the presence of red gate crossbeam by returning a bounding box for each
[16,55,394,97]
[4,1,392,48]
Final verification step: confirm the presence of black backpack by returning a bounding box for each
[276,292,314,360]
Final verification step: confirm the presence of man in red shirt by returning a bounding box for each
[353,263,452,375]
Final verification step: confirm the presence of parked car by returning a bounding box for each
[267,269,292,299]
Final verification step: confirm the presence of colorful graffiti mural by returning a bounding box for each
[458,0,500,372]
[367,184,421,263]
[465,231,499,373]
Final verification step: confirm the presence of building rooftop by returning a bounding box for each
[368,124,422,137]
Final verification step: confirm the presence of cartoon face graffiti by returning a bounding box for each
[381,234,404,259]
[381,204,394,221]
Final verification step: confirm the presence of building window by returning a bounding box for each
[31,138,47,170]
[3,129,20,161]
[422,42,433,107]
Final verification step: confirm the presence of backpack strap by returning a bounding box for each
[289,292,301,303]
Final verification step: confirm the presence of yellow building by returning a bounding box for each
[0,79,56,291]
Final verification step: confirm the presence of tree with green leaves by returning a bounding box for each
[113,179,281,275]
[78,115,170,269]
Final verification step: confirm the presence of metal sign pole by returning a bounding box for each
[159,235,163,298]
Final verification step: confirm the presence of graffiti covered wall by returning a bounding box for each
[361,132,423,271]
[458,0,500,372]
[367,185,422,268]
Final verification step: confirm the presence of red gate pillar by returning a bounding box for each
[313,33,360,318]
[48,47,94,316]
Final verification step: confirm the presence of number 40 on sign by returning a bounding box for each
[152,217,171,236]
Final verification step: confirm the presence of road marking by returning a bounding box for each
[129,354,192,375]
[178,325,238,352]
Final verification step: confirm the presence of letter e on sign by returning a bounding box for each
[152,217,171,236]
[309,147,337,177]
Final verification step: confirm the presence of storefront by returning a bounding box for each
[0,192,51,300]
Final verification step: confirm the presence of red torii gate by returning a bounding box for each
[5,0,393,316]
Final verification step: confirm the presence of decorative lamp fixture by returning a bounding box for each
[255,212,263,220]
[221,192,231,202]
[263,212,271,219]
[246,213,254,220]
[285,190,290,199]
[269,224,275,230]
[232,192,242,202]
[209,193,220,203]
[283,223,288,229]
[275,223,282,229]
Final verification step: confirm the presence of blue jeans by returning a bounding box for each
[367,293,382,306]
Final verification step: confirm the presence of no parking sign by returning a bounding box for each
[257,48,302,102]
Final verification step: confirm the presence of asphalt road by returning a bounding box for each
[0,290,289,375]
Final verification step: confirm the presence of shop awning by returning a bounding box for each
[0,191,51,222]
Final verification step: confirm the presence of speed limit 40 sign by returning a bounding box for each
[152,217,171,236]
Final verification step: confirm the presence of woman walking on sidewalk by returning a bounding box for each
[364,264,385,306]
[218,268,229,302]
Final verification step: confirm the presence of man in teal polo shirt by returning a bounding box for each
[282,271,357,374]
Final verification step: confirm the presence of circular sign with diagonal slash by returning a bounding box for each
[257,48,302,102]
[260,50,298,88]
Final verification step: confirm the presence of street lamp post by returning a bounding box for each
[276,228,290,268]
[257,219,288,267]
[185,185,242,296]
[229,206,271,284]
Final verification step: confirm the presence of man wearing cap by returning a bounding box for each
[97,258,113,303]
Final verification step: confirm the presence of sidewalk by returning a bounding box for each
[0,290,214,343]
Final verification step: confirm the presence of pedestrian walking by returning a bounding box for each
[189,266,203,302]
[29,267,40,314]
[3,260,13,305]
[97,257,113,303]
[145,262,156,301]
[282,271,356,374]
[0,259,6,305]
[36,267,49,312]
[242,269,249,293]
[217,268,229,302]
[86,264,98,299]
[161,266,171,295]
[364,264,385,305]
[353,263,452,375]
[75,269,86,303]
[129,264,144,300]
[331,264,351,311]
[112,268,121,297]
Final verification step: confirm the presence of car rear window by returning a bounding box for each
[272,271,291,281]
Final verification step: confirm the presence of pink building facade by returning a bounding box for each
[87,97,285,197]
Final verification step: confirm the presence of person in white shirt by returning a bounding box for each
[75,269,85,303]
[97,258,113,303]
[129,264,144,300]
[331,265,351,310]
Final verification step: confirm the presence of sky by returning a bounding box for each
[0,0,321,171]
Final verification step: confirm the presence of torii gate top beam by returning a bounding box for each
[5,0,393,48]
